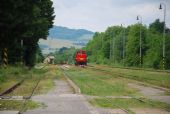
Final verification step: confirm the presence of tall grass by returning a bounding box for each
[66,68,139,96]
[93,65,170,88]
[0,65,48,93]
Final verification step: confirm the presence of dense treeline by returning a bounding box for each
[0,0,55,67]
[51,47,77,64]
[85,19,170,69]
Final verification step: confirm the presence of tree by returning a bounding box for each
[54,47,76,64]
[166,31,170,69]
[144,19,170,69]
[36,45,44,63]
[144,32,162,68]
[149,19,164,33]
[0,0,55,67]
[125,24,147,66]
[85,19,170,69]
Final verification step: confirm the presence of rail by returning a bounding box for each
[0,79,25,96]
[87,65,170,92]
[88,64,170,73]
[61,67,131,114]
[86,66,170,112]
[18,65,46,114]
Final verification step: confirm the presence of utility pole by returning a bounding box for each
[121,24,126,66]
[101,36,103,48]
[159,3,166,70]
[49,38,51,53]
[21,39,23,65]
[137,15,142,67]
[110,33,115,61]
[110,37,112,60]
[112,35,115,62]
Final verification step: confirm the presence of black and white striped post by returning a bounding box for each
[3,48,8,68]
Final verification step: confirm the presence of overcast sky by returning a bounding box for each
[52,0,170,32]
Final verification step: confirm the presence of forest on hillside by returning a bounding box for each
[85,19,170,69]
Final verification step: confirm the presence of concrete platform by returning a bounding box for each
[0,111,18,114]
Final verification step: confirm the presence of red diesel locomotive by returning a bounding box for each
[75,50,87,65]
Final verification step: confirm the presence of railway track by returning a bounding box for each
[85,66,170,112]
[88,64,170,73]
[0,65,47,98]
[18,65,46,114]
[18,76,42,114]
[86,65,143,82]
[61,68,132,114]
[86,65,170,92]
[0,79,25,97]
[0,64,48,113]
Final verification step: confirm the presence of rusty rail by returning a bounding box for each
[0,79,24,96]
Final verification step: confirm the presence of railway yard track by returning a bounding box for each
[18,75,43,114]
[18,66,46,114]
[61,65,170,114]
[0,79,25,97]
[1,64,169,114]
[86,65,170,106]
[88,65,170,73]
[86,65,170,92]
[0,65,46,114]
[0,65,47,99]
[0,78,42,114]
[61,67,132,114]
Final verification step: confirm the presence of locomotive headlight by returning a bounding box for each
[80,58,84,60]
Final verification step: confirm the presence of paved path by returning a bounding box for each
[2,77,169,114]
[24,80,99,114]
[128,83,170,104]
[0,111,18,114]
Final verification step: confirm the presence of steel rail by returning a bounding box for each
[61,68,131,114]
[86,66,170,112]
[88,64,170,73]
[18,65,46,114]
[87,66,170,91]
[0,79,25,96]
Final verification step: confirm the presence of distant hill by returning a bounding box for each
[39,26,94,54]
[48,25,94,41]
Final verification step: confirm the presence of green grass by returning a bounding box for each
[0,100,40,111]
[0,66,27,83]
[90,98,170,112]
[164,91,170,95]
[0,66,28,93]
[0,65,62,110]
[0,65,59,96]
[91,65,170,88]
[34,65,63,94]
[65,66,170,112]
[66,67,139,96]
[0,65,62,111]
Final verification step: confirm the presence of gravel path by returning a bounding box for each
[128,83,170,104]
[24,80,99,114]
[90,83,170,114]
[0,111,18,114]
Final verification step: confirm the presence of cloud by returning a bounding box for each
[52,0,170,32]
